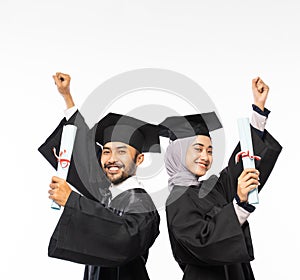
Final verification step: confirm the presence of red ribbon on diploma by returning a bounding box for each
[53,147,71,169]
[235,150,261,164]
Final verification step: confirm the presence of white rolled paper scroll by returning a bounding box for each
[52,124,77,210]
[237,118,259,204]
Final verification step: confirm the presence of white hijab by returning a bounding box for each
[164,136,200,190]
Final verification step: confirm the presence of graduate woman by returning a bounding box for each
[160,77,282,280]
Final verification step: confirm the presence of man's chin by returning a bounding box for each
[107,174,131,185]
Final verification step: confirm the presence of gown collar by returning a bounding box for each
[109,176,143,200]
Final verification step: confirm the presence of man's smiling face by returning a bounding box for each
[101,142,144,185]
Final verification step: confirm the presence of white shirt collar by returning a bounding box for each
[109,176,143,200]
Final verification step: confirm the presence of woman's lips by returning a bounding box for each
[195,162,208,169]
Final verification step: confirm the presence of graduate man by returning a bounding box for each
[39,73,160,280]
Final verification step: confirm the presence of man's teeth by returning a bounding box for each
[109,166,119,171]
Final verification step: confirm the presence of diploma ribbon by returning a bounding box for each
[235,150,261,164]
[53,147,71,169]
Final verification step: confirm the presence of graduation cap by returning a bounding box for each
[95,113,161,153]
[159,112,222,141]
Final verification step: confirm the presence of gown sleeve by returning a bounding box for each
[217,127,282,201]
[49,189,160,267]
[166,185,253,266]
[166,128,282,267]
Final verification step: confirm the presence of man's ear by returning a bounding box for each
[135,153,144,166]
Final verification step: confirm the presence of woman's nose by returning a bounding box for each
[200,150,209,161]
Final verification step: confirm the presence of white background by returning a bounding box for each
[1,0,299,279]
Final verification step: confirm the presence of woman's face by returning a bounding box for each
[185,135,213,177]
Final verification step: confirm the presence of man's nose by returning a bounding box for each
[107,152,118,163]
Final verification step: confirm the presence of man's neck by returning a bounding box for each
[110,176,142,200]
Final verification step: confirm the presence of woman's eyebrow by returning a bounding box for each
[193,143,213,149]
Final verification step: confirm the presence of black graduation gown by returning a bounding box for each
[38,112,160,280]
[50,188,160,280]
[166,129,282,280]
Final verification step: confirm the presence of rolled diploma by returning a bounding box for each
[52,124,77,210]
[237,118,259,204]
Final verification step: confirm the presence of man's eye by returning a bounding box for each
[194,148,202,152]
[102,150,110,155]
[208,150,213,155]
[118,150,126,155]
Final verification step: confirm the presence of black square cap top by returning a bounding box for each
[95,112,161,153]
[159,112,222,141]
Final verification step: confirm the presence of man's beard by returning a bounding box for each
[103,161,137,185]
[107,171,131,185]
